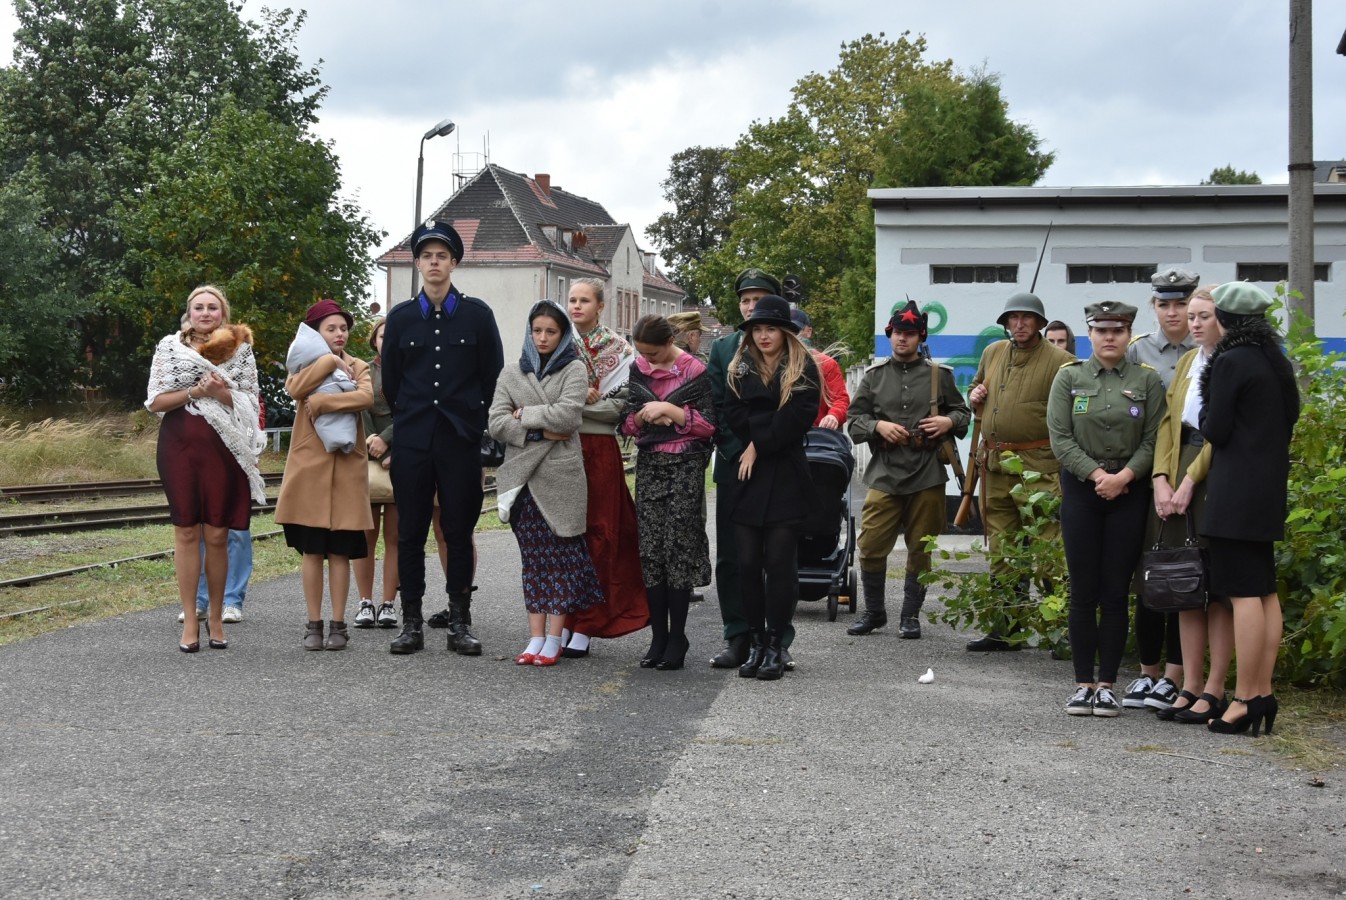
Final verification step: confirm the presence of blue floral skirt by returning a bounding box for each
[511,488,604,615]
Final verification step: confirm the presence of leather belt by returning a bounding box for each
[1181,425,1205,447]
[1096,459,1127,473]
[987,438,1052,451]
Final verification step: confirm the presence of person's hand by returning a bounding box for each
[1171,477,1196,516]
[586,387,601,404]
[332,355,354,379]
[918,414,952,440]
[1152,475,1174,518]
[381,454,392,470]
[874,420,909,446]
[368,434,389,458]
[512,407,523,420]
[303,398,316,423]
[542,430,571,442]
[969,383,987,410]
[1092,469,1133,501]
[818,414,840,430]
[738,442,757,481]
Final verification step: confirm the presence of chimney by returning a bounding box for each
[535,173,551,196]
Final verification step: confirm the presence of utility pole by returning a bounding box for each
[1287,0,1315,329]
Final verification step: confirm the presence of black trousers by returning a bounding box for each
[735,523,801,635]
[1061,473,1150,685]
[391,417,482,614]
[714,458,797,647]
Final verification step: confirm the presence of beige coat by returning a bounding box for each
[275,352,375,533]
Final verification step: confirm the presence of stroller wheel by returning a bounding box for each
[827,592,839,622]
[846,569,858,613]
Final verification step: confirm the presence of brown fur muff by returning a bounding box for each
[199,324,254,365]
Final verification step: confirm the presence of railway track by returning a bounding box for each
[0,473,285,504]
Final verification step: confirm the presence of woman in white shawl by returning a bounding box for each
[145,284,265,653]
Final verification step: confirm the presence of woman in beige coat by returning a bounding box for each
[275,299,374,650]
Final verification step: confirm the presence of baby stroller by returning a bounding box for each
[795,427,857,622]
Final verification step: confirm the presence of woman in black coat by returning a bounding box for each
[1198,282,1300,736]
[724,295,820,681]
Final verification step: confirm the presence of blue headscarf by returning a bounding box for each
[519,299,579,379]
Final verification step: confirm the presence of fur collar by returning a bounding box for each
[199,323,254,365]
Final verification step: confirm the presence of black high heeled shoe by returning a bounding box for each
[1156,690,1200,721]
[656,635,689,671]
[1253,694,1278,737]
[179,621,201,654]
[1208,696,1259,735]
[640,636,668,669]
[1175,692,1225,724]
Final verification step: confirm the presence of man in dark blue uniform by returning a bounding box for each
[382,220,504,655]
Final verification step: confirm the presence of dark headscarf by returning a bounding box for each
[520,299,579,379]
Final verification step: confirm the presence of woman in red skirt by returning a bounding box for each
[561,278,650,656]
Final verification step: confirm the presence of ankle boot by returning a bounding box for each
[738,631,766,678]
[898,573,925,639]
[847,570,888,635]
[303,620,324,651]
[390,617,424,655]
[756,631,785,680]
[324,620,349,650]
[446,588,482,656]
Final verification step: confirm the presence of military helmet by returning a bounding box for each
[996,292,1048,327]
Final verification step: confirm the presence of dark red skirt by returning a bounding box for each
[567,434,649,638]
[157,408,251,530]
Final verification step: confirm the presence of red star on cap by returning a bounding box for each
[900,309,920,324]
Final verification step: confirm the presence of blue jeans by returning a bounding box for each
[195,528,253,611]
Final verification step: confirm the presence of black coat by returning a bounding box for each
[724,355,821,527]
[381,289,505,446]
[1199,338,1299,543]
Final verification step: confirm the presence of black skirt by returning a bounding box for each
[282,523,368,559]
[1206,536,1276,598]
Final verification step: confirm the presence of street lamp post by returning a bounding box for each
[410,118,456,298]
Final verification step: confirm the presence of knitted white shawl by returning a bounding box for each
[144,332,267,503]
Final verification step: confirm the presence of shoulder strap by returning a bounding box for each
[928,359,940,417]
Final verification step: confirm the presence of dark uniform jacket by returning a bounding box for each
[381,288,505,445]
[724,355,821,527]
[707,331,746,469]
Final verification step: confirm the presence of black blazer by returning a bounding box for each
[1199,342,1299,543]
[724,355,821,527]
[381,290,504,446]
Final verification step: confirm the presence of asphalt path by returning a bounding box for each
[0,503,1342,899]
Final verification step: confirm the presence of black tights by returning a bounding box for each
[645,582,691,653]
[736,523,801,634]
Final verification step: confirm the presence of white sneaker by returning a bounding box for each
[177,609,207,623]
[353,600,377,628]
[222,606,243,623]
[376,603,398,628]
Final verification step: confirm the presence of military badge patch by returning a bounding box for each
[1073,396,1090,415]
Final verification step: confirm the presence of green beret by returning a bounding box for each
[1212,282,1272,316]
[1084,300,1138,327]
[734,267,782,296]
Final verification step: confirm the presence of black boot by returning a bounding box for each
[756,631,785,681]
[390,618,424,655]
[898,573,925,639]
[847,570,888,635]
[446,589,482,656]
[738,632,765,678]
[711,633,750,668]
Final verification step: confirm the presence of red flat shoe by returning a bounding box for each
[514,652,537,665]
[532,651,561,667]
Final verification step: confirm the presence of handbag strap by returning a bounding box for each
[1183,511,1199,547]
[1153,511,1201,550]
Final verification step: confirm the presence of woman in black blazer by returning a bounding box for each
[723,295,820,681]
[1198,282,1300,736]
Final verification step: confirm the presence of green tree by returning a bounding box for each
[105,103,383,396]
[0,182,87,401]
[644,146,735,305]
[1202,165,1262,185]
[0,0,327,400]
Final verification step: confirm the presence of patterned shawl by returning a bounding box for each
[624,359,716,448]
[579,323,635,398]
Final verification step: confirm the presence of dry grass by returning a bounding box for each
[1262,687,1346,772]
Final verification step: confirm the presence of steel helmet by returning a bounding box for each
[996,292,1048,327]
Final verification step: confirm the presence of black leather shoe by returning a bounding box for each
[756,633,785,681]
[390,620,424,655]
[965,633,1018,652]
[446,599,482,656]
[738,635,765,678]
[898,616,921,639]
[781,648,794,671]
[710,634,749,668]
[425,608,451,628]
[847,610,888,636]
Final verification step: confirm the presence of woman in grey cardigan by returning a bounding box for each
[489,300,603,667]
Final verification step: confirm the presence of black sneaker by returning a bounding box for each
[1143,677,1180,711]
[1066,686,1095,716]
[1092,686,1122,717]
[1122,675,1155,709]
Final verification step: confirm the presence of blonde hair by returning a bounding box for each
[1190,284,1219,305]
[572,277,606,305]
[179,284,231,334]
[728,326,814,409]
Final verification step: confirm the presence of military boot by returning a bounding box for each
[446,588,482,656]
[390,598,424,655]
[898,573,926,639]
[846,570,888,635]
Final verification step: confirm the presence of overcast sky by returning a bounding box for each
[3,1,1344,306]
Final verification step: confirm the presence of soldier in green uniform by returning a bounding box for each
[846,300,970,638]
[1048,301,1166,717]
[1122,267,1197,709]
[965,293,1074,651]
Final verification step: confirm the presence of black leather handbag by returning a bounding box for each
[480,430,506,468]
[1141,515,1208,612]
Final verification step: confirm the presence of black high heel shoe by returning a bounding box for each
[1156,690,1199,721]
[655,635,689,671]
[1175,692,1225,724]
[1208,696,1259,735]
[1253,694,1278,737]
[640,637,668,669]
[179,621,201,654]
[208,637,229,650]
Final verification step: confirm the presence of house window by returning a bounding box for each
[1066,264,1157,284]
[1236,263,1329,282]
[556,276,567,301]
[930,265,1018,284]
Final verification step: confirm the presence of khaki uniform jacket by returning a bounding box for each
[972,338,1074,474]
[847,357,970,496]
[1152,348,1212,486]
[276,352,375,533]
[1047,356,1166,483]
[1126,330,1195,390]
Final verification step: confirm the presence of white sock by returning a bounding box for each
[524,637,545,656]
[541,635,562,658]
[566,632,591,652]
[560,628,572,645]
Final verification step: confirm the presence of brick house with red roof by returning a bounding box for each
[375,164,685,344]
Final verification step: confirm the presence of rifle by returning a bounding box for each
[953,417,981,528]
[1029,221,1054,293]
[926,354,966,495]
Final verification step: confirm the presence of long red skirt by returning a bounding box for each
[567,434,649,637]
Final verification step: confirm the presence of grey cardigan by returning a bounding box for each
[488,359,590,537]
